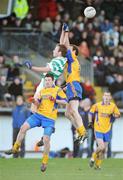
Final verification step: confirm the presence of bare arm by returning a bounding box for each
[63,32,70,49]
[31,65,51,73]
[60,27,65,45]
[113,114,120,118]
[56,99,67,105]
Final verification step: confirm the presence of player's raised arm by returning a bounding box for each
[23,60,51,73]
[62,23,70,48]
[59,24,65,45]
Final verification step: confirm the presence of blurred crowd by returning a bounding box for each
[0,52,96,107]
[0,54,23,107]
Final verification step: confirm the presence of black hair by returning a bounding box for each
[71,44,79,56]
[44,73,54,80]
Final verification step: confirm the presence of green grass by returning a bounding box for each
[0,158,123,180]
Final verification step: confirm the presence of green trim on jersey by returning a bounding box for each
[47,57,67,80]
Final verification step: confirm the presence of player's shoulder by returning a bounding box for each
[93,102,101,107]
[110,102,117,107]
[91,102,102,110]
[54,86,62,92]
[54,85,61,90]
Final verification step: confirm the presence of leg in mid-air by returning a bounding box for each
[40,126,54,172]
[5,122,30,155]
[60,23,87,143]
[5,113,41,155]
[66,99,87,144]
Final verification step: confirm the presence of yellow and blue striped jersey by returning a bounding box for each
[37,86,67,120]
[90,102,120,133]
[64,50,81,83]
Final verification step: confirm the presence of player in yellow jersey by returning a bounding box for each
[60,23,87,144]
[89,92,120,169]
[5,74,67,172]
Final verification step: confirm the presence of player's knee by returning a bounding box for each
[65,111,70,119]
[20,124,28,134]
[99,144,105,152]
[70,107,77,116]
[43,136,50,144]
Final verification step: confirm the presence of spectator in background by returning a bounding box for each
[8,77,23,100]
[1,18,9,28]
[0,53,5,68]
[81,80,96,103]
[0,54,8,76]
[72,98,94,158]
[49,20,61,42]
[63,13,72,27]
[100,19,113,32]
[109,74,123,102]
[79,98,94,157]
[24,13,33,30]
[70,22,82,45]
[90,38,101,56]
[117,59,123,75]
[41,17,53,33]
[93,49,105,86]
[7,55,20,81]
[33,20,40,30]
[15,19,23,28]
[119,25,123,45]
[0,75,12,107]
[12,96,31,158]
[79,41,90,59]
[105,56,117,85]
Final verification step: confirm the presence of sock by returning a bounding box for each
[42,154,49,164]
[76,125,86,136]
[13,141,21,152]
[91,152,97,161]
[95,159,102,167]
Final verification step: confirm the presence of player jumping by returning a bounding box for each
[61,24,87,143]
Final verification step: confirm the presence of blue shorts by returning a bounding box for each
[66,81,82,102]
[95,130,112,142]
[26,113,55,137]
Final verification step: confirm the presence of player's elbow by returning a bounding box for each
[45,65,51,73]
[99,144,105,152]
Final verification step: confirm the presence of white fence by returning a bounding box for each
[0,114,123,158]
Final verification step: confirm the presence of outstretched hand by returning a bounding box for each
[62,23,69,32]
[23,60,32,69]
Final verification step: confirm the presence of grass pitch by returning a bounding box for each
[0,158,123,180]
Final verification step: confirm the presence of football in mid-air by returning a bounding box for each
[84,6,96,18]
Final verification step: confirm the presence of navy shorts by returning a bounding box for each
[66,81,82,102]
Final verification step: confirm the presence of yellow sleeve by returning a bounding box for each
[57,89,67,100]
[38,90,42,100]
[90,104,97,114]
[113,105,120,116]
[71,52,76,61]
